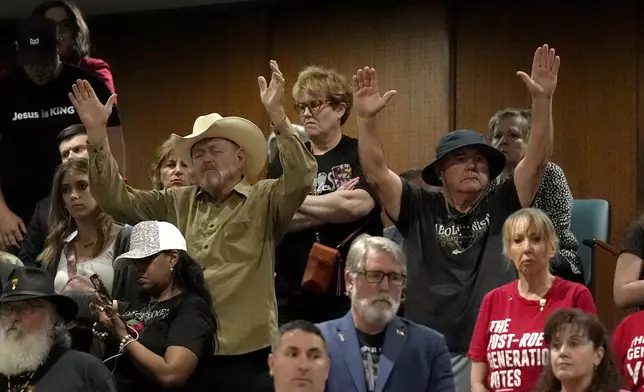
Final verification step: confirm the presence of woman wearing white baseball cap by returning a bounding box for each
[93,220,217,392]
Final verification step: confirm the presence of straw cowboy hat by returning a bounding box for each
[171,113,268,178]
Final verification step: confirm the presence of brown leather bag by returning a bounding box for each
[301,220,370,295]
[301,243,340,294]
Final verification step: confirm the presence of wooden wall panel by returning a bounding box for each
[454,1,639,328]
[270,1,451,175]
[455,1,638,245]
[89,4,270,187]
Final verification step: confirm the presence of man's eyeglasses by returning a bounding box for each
[358,270,407,286]
[0,301,45,318]
[293,100,332,115]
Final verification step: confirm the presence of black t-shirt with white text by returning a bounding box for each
[267,135,383,323]
[116,293,215,392]
[0,64,120,224]
[356,329,385,392]
[396,178,522,353]
[0,345,117,392]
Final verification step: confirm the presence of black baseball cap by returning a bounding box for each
[15,15,58,66]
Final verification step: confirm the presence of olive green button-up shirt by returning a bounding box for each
[87,120,317,355]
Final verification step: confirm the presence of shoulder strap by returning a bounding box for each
[337,218,371,249]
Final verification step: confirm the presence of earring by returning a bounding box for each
[170,267,174,273]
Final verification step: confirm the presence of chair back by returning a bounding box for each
[570,199,610,286]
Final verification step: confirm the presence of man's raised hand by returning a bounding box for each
[68,79,116,140]
[352,67,397,119]
[258,60,286,124]
[517,44,560,99]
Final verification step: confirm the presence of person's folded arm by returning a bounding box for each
[287,211,325,233]
[298,190,374,224]
[268,119,318,240]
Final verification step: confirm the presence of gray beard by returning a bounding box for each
[351,291,400,329]
[0,317,55,376]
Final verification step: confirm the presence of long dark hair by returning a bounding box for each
[534,308,622,392]
[169,250,218,341]
[33,0,91,61]
[39,158,114,274]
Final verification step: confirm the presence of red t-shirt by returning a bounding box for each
[468,277,596,392]
[613,310,644,392]
[78,57,115,94]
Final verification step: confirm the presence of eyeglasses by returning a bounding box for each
[358,270,407,286]
[293,100,332,115]
[0,301,45,318]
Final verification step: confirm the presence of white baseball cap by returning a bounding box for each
[114,221,187,269]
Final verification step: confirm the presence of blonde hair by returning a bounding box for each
[292,65,353,125]
[345,234,406,274]
[502,208,559,258]
[38,159,114,273]
[150,138,177,190]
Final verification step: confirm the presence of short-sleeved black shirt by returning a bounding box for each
[0,64,121,224]
[115,293,215,392]
[396,178,522,353]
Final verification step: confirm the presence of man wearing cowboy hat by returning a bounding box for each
[68,59,317,391]
[351,45,560,392]
[0,267,117,391]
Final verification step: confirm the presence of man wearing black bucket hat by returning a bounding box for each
[0,267,117,391]
[352,44,560,392]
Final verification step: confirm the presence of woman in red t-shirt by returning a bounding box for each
[469,208,596,392]
[33,1,116,94]
[613,309,644,392]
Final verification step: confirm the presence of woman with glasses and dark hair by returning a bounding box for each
[469,208,596,392]
[535,308,623,392]
[94,220,217,392]
[33,0,116,93]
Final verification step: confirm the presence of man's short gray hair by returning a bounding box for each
[345,234,406,274]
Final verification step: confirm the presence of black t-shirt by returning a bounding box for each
[0,345,117,392]
[396,178,522,353]
[267,135,383,323]
[356,329,385,392]
[0,64,121,224]
[115,293,216,392]
[621,218,644,260]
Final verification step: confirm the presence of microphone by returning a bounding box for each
[539,298,546,311]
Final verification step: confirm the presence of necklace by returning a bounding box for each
[7,371,36,392]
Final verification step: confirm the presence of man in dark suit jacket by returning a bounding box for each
[317,234,454,392]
